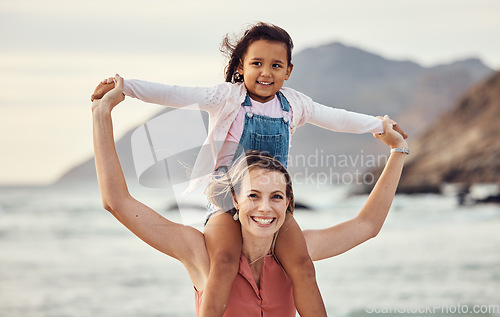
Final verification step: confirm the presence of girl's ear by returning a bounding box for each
[285,63,294,80]
[237,59,244,75]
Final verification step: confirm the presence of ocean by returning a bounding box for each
[0,183,499,317]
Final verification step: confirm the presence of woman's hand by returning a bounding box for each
[91,74,125,113]
[373,115,408,149]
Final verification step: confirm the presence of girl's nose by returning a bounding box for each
[261,66,272,77]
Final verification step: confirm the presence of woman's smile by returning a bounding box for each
[251,216,275,225]
[236,168,289,238]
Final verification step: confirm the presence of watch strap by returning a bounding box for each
[390,147,410,155]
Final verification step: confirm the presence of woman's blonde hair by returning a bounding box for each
[206,150,295,216]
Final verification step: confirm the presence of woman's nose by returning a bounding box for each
[257,199,272,212]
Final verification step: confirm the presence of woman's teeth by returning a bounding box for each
[252,217,274,224]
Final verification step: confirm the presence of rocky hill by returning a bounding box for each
[396,71,500,194]
[56,42,493,185]
[287,42,491,137]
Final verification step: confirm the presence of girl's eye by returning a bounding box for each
[273,64,282,68]
[252,62,262,66]
[273,194,283,200]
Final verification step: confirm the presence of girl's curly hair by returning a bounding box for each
[220,22,294,83]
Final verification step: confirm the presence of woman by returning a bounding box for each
[92,75,408,316]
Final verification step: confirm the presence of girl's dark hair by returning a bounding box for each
[206,150,295,216]
[221,22,294,83]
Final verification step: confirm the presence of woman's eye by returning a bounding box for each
[248,193,258,198]
[273,194,283,199]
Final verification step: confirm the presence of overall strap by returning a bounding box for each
[241,92,291,121]
[241,93,254,118]
[276,91,290,112]
[277,91,291,123]
[241,93,252,107]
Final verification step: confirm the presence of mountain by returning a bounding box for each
[286,42,492,143]
[395,71,500,194]
[56,42,493,185]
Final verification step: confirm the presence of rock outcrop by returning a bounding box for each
[397,71,500,193]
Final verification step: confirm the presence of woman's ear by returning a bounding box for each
[232,192,239,211]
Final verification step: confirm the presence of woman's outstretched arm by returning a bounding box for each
[92,75,208,282]
[303,116,408,261]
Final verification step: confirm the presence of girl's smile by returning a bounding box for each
[238,40,293,103]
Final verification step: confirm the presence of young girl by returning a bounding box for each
[93,22,405,317]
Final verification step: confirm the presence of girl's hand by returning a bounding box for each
[91,74,124,113]
[373,115,408,149]
[90,76,117,101]
[376,115,407,139]
[392,124,408,139]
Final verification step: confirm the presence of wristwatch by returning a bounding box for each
[390,147,410,155]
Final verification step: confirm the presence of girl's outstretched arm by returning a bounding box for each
[92,75,208,286]
[91,75,221,111]
[288,89,407,138]
[303,116,408,261]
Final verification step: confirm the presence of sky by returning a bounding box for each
[1,0,500,185]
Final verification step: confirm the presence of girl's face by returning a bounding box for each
[238,40,293,103]
[234,168,289,240]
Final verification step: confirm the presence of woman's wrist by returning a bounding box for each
[388,139,409,155]
[390,147,410,155]
[390,140,408,149]
[92,100,113,117]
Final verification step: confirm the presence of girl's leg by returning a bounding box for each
[275,213,327,317]
[201,211,242,317]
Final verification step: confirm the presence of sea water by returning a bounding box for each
[0,183,499,317]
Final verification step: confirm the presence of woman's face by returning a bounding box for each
[235,168,289,239]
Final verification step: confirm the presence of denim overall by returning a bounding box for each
[206,92,291,222]
[232,91,291,167]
